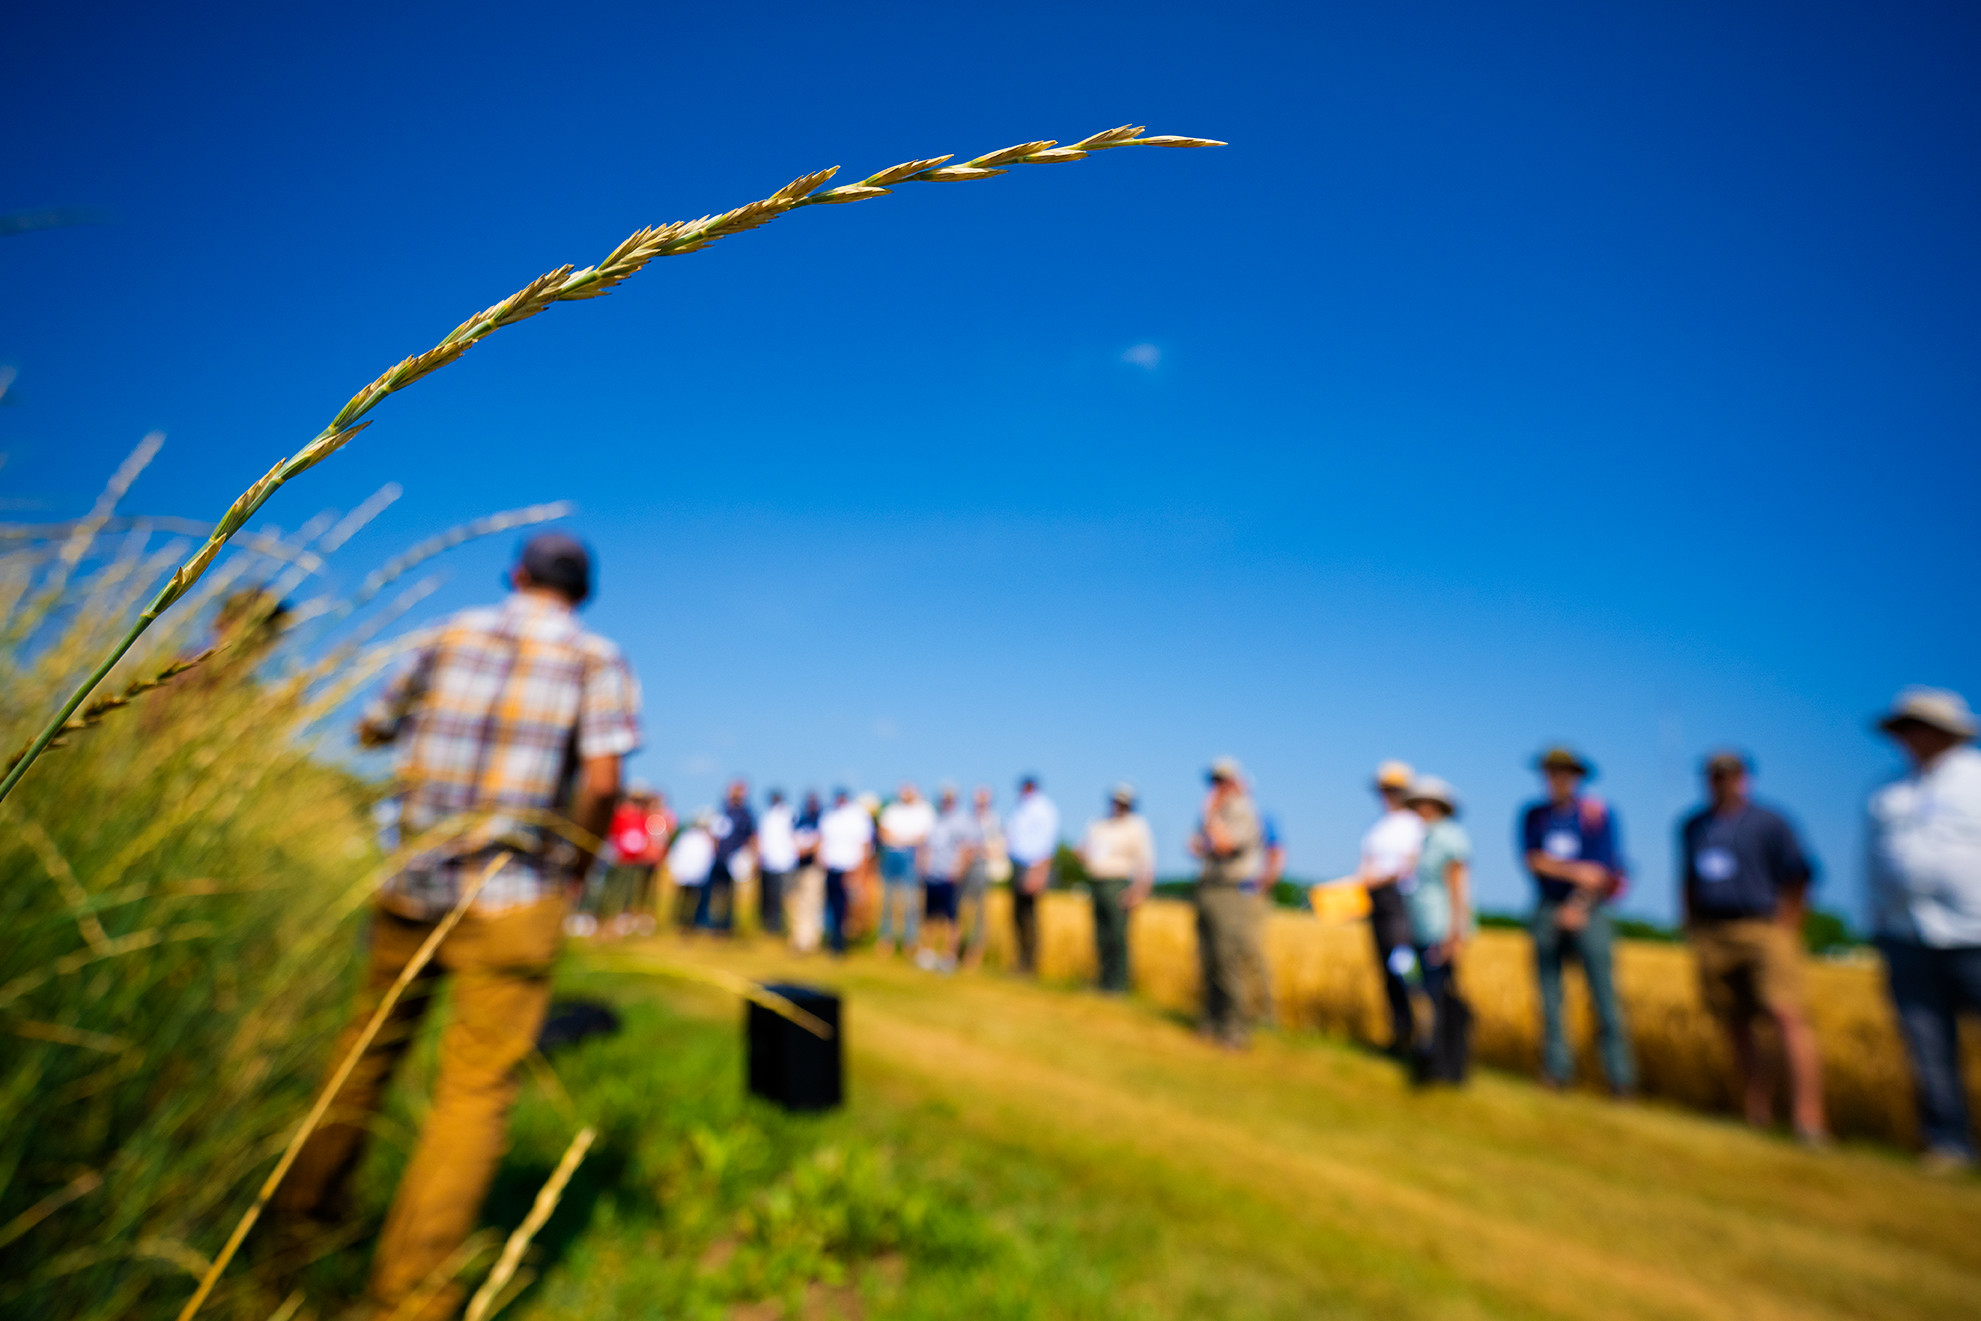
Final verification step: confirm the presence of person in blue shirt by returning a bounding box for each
[1679,750,1826,1144]
[1518,746,1636,1095]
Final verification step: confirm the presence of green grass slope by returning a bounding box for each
[469,940,1981,1321]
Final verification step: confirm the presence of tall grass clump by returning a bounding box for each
[0,487,568,1320]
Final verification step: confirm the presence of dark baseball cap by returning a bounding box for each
[515,533,591,602]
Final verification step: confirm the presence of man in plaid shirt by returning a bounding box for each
[278,533,639,1321]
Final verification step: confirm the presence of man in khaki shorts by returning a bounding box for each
[1679,750,1826,1144]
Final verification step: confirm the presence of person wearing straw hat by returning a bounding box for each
[1359,760,1426,1057]
[1403,775,1474,1083]
[278,532,640,1321]
[1080,783,1157,992]
[1679,750,1826,1145]
[1519,745,1636,1096]
[1190,756,1266,1047]
[1868,686,1981,1172]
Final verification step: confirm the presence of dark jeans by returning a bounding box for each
[1409,946,1471,1084]
[823,869,850,955]
[1532,900,1635,1090]
[1090,878,1132,992]
[1012,884,1040,973]
[759,869,789,935]
[1879,939,1981,1156]
[700,859,737,932]
[1367,883,1414,1053]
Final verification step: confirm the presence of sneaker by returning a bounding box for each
[913,948,941,971]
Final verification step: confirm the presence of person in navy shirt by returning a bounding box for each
[1518,746,1636,1095]
[701,778,757,933]
[1679,751,1827,1143]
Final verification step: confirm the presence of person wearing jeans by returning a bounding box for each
[1519,746,1636,1095]
[876,783,935,955]
[1868,687,1981,1172]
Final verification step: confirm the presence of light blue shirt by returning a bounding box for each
[1869,745,1981,947]
[1407,818,1472,946]
[1005,792,1061,867]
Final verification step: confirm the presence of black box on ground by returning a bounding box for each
[746,983,842,1111]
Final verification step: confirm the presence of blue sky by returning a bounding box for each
[5,0,1978,921]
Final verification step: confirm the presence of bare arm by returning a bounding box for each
[565,753,622,894]
[1442,857,1470,958]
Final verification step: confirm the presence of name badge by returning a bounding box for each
[1696,846,1737,884]
[1543,828,1581,860]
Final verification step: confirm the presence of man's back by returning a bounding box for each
[364,592,639,914]
[1007,793,1060,865]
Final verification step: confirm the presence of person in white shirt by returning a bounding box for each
[1080,783,1156,992]
[1360,760,1427,1056]
[666,813,716,933]
[756,789,799,938]
[876,783,937,956]
[816,788,875,956]
[1005,775,1061,974]
[1868,687,1981,1171]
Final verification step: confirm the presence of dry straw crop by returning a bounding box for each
[982,890,1981,1148]
[0,122,1223,807]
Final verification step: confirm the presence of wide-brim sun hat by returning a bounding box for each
[1109,781,1137,805]
[1535,745,1594,777]
[1373,759,1414,790]
[1876,686,1978,739]
[1403,774,1460,814]
[1207,755,1245,783]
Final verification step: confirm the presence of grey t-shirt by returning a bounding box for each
[1199,793,1263,886]
[926,806,983,882]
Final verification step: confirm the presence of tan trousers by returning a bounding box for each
[277,897,563,1319]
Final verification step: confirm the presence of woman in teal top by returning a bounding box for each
[1403,775,1473,1083]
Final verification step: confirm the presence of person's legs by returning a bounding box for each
[1531,901,1573,1085]
[1245,892,1275,1026]
[1090,878,1129,992]
[823,869,849,954]
[958,864,988,968]
[900,874,922,951]
[1013,885,1038,974]
[708,861,735,933]
[278,907,438,1222]
[791,865,824,952]
[1367,887,1413,1055]
[1195,892,1226,1036]
[1200,886,1252,1045]
[1881,938,1974,1157]
[675,883,701,932]
[1414,947,1450,1077]
[692,875,714,930]
[1577,906,1636,1093]
[759,869,787,936]
[366,898,562,1318]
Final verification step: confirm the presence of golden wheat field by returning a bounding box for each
[964,889,1981,1147]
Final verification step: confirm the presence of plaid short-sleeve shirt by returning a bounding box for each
[363,593,641,915]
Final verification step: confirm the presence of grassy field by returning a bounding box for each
[449,933,1981,1321]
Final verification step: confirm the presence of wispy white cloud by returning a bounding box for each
[1121,343,1161,370]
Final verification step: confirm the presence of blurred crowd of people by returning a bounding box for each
[584,688,1981,1173]
[305,538,1980,1321]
